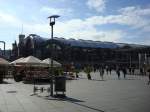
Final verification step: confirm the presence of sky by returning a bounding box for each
[0,0,150,49]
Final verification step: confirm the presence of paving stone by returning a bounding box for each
[0,72,150,112]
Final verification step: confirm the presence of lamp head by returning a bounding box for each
[48,15,60,19]
[48,15,60,26]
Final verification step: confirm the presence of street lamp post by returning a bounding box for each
[48,15,60,97]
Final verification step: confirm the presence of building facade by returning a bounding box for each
[11,34,150,68]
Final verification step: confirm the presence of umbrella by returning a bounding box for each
[42,58,61,67]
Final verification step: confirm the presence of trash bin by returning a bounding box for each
[54,76,66,92]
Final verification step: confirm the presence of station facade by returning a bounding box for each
[11,34,150,68]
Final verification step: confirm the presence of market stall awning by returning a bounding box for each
[0,58,9,65]
[17,56,43,66]
[10,57,24,65]
[42,58,62,67]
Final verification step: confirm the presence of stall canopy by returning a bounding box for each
[10,57,24,65]
[17,56,43,66]
[42,58,61,67]
[0,58,9,65]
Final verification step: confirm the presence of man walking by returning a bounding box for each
[147,69,150,85]
[122,67,127,79]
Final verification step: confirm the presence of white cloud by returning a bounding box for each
[0,5,150,49]
[0,11,21,25]
[40,7,73,15]
[118,6,150,31]
[86,0,106,12]
[93,30,124,42]
[119,6,150,16]
[84,6,150,32]
[20,6,150,43]
[27,6,150,43]
[54,19,124,42]
[19,17,123,42]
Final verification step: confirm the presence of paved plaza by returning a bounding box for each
[0,71,150,112]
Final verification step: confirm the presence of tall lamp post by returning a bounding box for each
[48,15,60,97]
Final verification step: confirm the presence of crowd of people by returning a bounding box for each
[97,65,128,80]
[73,64,150,84]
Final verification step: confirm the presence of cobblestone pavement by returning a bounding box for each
[0,71,150,112]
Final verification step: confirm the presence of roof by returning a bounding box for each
[53,37,119,48]
[24,34,149,49]
[25,34,48,44]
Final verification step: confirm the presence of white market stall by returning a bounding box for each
[11,56,49,82]
[42,58,62,67]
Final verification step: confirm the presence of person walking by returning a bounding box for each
[106,66,109,75]
[132,68,135,75]
[147,69,150,85]
[122,68,127,79]
[99,67,104,80]
[116,66,120,79]
[109,66,112,75]
[140,68,143,76]
[129,67,132,75]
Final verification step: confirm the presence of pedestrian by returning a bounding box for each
[122,68,127,79]
[116,67,120,79]
[106,66,109,75]
[99,67,104,80]
[109,67,112,75]
[132,68,135,75]
[129,67,132,75]
[140,68,143,76]
[147,69,150,85]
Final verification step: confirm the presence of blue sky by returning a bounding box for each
[0,0,150,49]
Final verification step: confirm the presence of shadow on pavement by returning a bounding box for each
[45,96,85,102]
[69,101,105,112]
[91,79,106,81]
[45,96,105,112]
[1,81,13,84]
[63,97,105,112]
